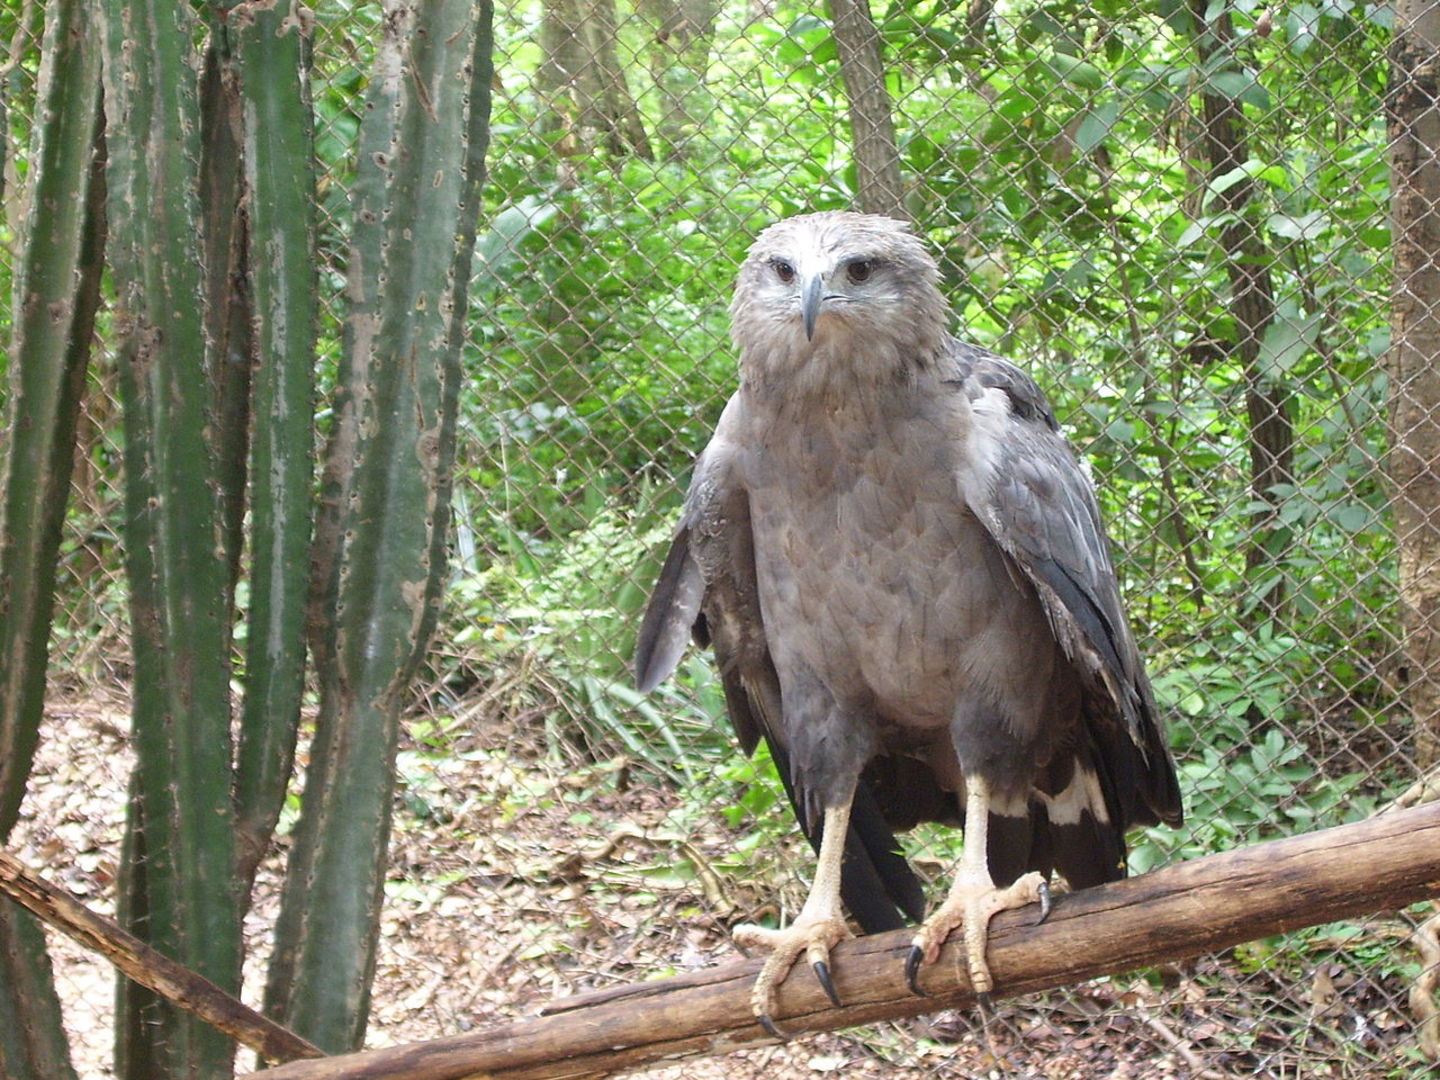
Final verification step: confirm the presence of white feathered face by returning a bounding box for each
[729,212,949,377]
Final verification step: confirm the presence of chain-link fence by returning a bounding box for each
[6,0,1436,1077]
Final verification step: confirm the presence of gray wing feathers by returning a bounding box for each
[955,347,1182,826]
[634,422,744,695]
[992,437,1140,716]
[633,522,704,694]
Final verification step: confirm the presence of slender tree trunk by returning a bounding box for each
[964,0,994,53]
[1388,0,1440,769]
[588,0,651,158]
[827,0,905,219]
[641,0,718,159]
[1187,0,1293,628]
[536,0,584,159]
[537,0,651,160]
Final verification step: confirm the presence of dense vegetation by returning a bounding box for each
[435,0,1401,847]
[0,1,1430,1076]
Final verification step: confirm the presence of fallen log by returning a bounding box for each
[246,800,1440,1080]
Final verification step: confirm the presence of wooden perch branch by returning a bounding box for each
[0,849,322,1064]
[245,802,1440,1080]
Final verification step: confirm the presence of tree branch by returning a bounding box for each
[0,849,322,1065]
[244,802,1440,1080]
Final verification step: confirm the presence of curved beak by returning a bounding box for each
[801,272,824,341]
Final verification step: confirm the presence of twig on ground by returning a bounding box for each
[1132,1009,1230,1080]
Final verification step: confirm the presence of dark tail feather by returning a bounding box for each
[765,735,924,933]
[1044,805,1127,889]
[1040,739,1133,890]
[841,780,927,931]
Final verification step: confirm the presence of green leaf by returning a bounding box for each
[1259,307,1322,376]
[1206,68,1271,108]
[1266,211,1328,241]
[1327,503,1372,533]
[1208,160,1290,205]
[475,195,560,284]
[1175,219,1207,247]
[777,14,835,74]
[1045,52,1105,91]
[1075,102,1121,152]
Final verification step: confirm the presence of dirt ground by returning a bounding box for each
[10,690,1433,1079]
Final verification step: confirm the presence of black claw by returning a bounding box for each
[759,1013,786,1040]
[975,990,994,1013]
[1035,880,1052,925]
[904,945,928,996]
[813,960,842,1008]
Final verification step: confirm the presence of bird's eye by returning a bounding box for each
[772,259,796,284]
[846,259,875,284]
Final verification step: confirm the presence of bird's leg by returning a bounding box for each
[905,775,1048,999]
[732,797,854,1033]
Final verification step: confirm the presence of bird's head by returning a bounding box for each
[729,212,949,385]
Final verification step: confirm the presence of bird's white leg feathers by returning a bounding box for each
[733,798,854,1031]
[908,775,1048,997]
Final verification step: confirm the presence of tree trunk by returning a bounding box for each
[827,0,906,219]
[1388,0,1440,769]
[1187,0,1293,628]
[641,0,718,159]
[537,0,651,161]
[588,0,651,159]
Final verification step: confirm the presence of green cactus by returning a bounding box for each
[1,3,493,1072]
[0,2,102,1076]
[0,909,76,1080]
[229,0,319,901]
[100,2,241,1076]
[263,0,495,1052]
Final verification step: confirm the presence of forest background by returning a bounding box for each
[1,0,1437,1077]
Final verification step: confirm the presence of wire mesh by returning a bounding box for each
[4,1,1434,1077]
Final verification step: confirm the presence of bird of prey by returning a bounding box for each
[634,211,1182,1033]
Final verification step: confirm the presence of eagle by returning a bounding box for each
[634,211,1182,1034]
